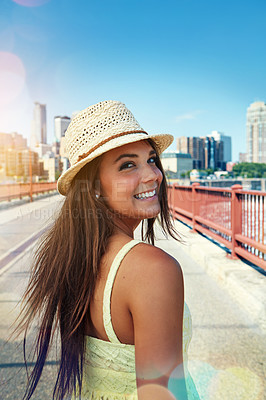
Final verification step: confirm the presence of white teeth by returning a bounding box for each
[134,189,156,199]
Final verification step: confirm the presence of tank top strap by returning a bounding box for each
[103,239,142,344]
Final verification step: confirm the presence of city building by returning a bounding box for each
[226,162,236,172]
[40,152,62,182]
[239,152,247,163]
[18,149,40,177]
[0,132,29,181]
[204,136,226,170]
[177,136,205,169]
[246,101,266,162]
[59,136,70,173]
[176,136,189,154]
[34,143,53,158]
[0,131,27,150]
[188,137,205,169]
[30,102,47,148]
[54,116,71,143]
[177,134,227,170]
[2,148,39,179]
[160,151,193,178]
[53,116,71,156]
[208,131,232,162]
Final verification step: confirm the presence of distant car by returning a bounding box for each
[207,174,216,180]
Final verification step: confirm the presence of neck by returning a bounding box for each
[113,215,141,238]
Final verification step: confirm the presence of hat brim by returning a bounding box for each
[57,133,174,195]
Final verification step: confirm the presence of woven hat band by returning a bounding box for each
[76,130,148,164]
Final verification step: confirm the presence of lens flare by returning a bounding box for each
[0,52,26,106]
[208,367,263,400]
[12,0,50,7]
[188,360,263,400]
[138,384,175,400]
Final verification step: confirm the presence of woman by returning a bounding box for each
[17,101,200,400]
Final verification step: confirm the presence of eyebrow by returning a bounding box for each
[114,149,156,163]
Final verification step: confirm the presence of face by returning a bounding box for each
[98,140,163,224]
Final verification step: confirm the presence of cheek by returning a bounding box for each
[113,177,138,201]
[156,168,163,186]
[102,176,138,203]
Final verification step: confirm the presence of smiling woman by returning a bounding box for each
[15,100,200,400]
[99,141,163,223]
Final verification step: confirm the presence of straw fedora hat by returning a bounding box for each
[57,100,174,195]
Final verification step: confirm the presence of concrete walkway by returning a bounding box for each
[150,224,266,400]
[0,195,265,399]
[0,194,63,275]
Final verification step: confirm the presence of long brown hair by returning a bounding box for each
[16,139,180,400]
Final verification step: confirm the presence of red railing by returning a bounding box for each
[168,183,266,270]
[0,182,57,202]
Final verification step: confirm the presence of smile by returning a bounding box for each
[134,189,156,200]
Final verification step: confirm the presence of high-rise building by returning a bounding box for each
[40,152,62,182]
[208,131,232,162]
[177,136,205,169]
[239,152,247,163]
[30,102,47,148]
[54,116,71,143]
[0,132,28,180]
[176,136,188,153]
[188,137,205,169]
[246,101,266,162]
[204,137,225,170]
[177,134,227,170]
[2,148,39,178]
[0,131,27,150]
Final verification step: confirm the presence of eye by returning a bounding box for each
[119,161,135,171]
[148,155,158,164]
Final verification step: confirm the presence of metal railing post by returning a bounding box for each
[168,183,173,213]
[192,182,200,232]
[230,184,242,259]
[29,149,33,202]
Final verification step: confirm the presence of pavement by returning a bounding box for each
[168,221,266,334]
[0,194,265,400]
[0,193,63,276]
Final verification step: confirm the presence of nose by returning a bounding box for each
[141,164,162,184]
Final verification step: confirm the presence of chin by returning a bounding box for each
[138,207,161,220]
[113,203,161,220]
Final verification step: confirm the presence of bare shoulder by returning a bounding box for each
[128,242,182,276]
[125,242,184,300]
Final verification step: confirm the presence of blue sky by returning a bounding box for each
[1,0,266,161]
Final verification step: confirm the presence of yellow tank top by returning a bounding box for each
[76,240,200,399]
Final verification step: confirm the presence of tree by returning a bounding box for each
[232,162,266,178]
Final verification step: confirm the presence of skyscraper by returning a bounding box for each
[246,101,266,163]
[54,116,71,143]
[177,136,205,169]
[204,136,225,170]
[177,134,226,170]
[208,131,232,162]
[30,102,47,148]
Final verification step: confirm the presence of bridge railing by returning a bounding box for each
[0,182,57,202]
[168,183,266,270]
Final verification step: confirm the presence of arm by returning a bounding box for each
[128,245,188,400]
